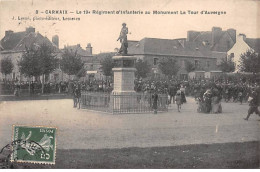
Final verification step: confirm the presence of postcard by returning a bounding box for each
[0,0,259,169]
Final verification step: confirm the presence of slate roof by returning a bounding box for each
[128,38,214,58]
[188,29,236,52]
[14,32,58,51]
[1,31,27,50]
[0,30,58,52]
[245,38,260,53]
[63,44,92,57]
[210,32,235,52]
[0,42,3,50]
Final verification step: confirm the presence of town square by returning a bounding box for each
[0,0,260,169]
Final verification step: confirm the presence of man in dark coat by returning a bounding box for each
[244,90,260,120]
[168,85,176,104]
[73,83,81,109]
[152,90,159,114]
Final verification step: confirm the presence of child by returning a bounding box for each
[175,90,182,112]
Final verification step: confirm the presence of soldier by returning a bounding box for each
[73,83,78,108]
[117,23,128,55]
[152,89,159,114]
[76,83,81,109]
[168,84,176,104]
[175,90,182,112]
[244,90,260,120]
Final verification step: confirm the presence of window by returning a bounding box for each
[194,60,199,68]
[206,61,210,68]
[153,58,158,66]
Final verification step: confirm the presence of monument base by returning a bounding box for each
[111,55,137,112]
[112,67,136,93]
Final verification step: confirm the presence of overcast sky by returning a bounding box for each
[0,0,259,54]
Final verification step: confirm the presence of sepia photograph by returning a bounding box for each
[0,0,259,169]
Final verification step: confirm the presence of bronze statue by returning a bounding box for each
[117,23,128,55]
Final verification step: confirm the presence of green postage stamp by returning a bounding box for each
[11,125,57,164]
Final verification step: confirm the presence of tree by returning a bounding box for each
[39,43,58,93]
[218,58,235,73]
[19,46,42,77]
[135,59,151,79]
[238,50,260,74]
[19,44,58,93]
[100,55,114,77]
[158,57,179,78]
[60,48,84,79]
[185,60,195,73]
[0,57,14,81]
[39,43,58,77]
[19,46,42,93]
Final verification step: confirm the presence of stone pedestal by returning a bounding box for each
[111,55,137,110]
[112,68,136,93]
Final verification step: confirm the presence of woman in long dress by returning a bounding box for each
[211,96,222,113]
[211,89,222,113]
[180,85,187,103]
[203,89,212,113]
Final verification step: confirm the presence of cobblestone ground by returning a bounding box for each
[0,97,259,149]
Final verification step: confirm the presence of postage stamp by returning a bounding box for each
[10,125,57,165]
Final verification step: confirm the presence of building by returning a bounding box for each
[93,52,116,81]
[128,37,218,79]
[186,27,236,64]
[60,43,108,81]
[227,34,260,71]
[0,27,59,82]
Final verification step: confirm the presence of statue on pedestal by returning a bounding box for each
[117,23,128,55]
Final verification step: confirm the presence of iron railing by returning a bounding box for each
[81,91,168,114]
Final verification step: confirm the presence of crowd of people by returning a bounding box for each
[133,77,260,116]
[1,79,113,96]
[2,76,260,119]
[68,77,259,116]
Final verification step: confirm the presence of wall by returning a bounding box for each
[0,51,23,81]
[141,54,217,74]
[227,35,252,71]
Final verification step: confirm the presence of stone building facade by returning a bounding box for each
[128,37,218,79]
[0,27,59,82]
[227,34,260,71]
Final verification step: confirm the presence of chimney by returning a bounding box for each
[227,28,236,43]
[52,35,59,48]
[187,31,199,42]
[238,33,246,41]
[26,26,35,33]
[211,27,222,46]
[86,43,92,55]
[5,30,14,37]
